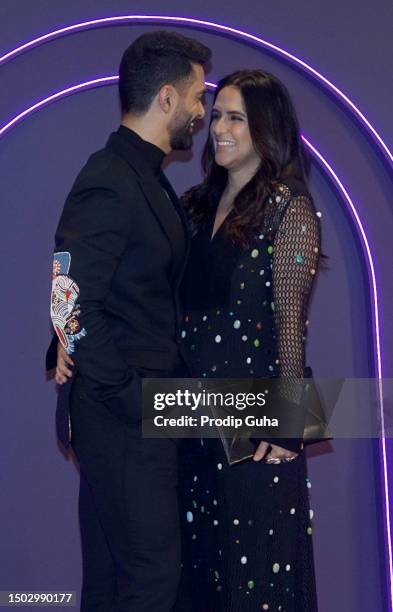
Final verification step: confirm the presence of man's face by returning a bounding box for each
[168,63,206,151]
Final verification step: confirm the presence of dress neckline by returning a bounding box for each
[209,207,235,243]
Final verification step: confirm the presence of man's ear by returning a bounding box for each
[158,84,178,114]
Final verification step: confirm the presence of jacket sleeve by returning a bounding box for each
[50,183,141,423]
[45,332,58,372]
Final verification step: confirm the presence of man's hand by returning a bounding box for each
[56,342,74,385]
[253,441,298,463]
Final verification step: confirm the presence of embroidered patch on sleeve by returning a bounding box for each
[51,252,87,354]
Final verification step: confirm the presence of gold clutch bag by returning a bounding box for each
[216,368,332,465]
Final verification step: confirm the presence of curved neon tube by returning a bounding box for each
[0,15,392,169]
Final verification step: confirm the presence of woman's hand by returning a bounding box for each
[55,342,74,385]
[253,441,298,463]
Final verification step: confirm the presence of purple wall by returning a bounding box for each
[1,1,392,610]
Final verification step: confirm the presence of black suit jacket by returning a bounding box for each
[48,130,190,445]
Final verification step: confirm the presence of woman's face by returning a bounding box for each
[210,85,261,173]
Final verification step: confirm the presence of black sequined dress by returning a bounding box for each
[176,181,320,612]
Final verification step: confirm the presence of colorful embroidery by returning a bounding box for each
[52,251,71,278]
[51,252,86,354]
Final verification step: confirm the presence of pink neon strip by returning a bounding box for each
[0,69,391,610]
[0,15,392,168]
[303,138,392,602]
[0,77,118,136]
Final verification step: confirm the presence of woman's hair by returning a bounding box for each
[182,69,310,246]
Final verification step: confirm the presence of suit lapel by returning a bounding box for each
[137,174,189,284]
[106,132,189,285]
[158,171,191,286]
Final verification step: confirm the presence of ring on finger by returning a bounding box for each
[266,456,282,464]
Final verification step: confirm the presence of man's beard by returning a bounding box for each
[169,111,194,151]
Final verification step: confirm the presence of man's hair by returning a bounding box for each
[119,31,211,114]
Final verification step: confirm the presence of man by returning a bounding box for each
[48,31,210,611]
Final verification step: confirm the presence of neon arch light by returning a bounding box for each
[0,15,392,169]
[0,18,391,609]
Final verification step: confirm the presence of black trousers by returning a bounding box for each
[70,375,181,612]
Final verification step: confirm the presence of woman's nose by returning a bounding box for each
[213,117,226,135]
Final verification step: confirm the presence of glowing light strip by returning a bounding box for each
[304,137,382,381]
[0,69,390,610]
[303,138,392,603]
[0,77,118,136]
[0,15,392,168]
[0,78,218,137]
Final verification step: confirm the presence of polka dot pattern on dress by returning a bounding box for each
[177,183,319,610]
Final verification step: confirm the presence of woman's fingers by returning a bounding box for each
[55,365,69,384]
[57,342,75,366]
[64,352,74,367]
[55,342,74,384]
[265,444,298,463]
[55,371,67,385]
[56,361,72,384]
[253,441,270,462]
[253,442,298,463]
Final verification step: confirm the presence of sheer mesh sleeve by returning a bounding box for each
[272,195,321,381]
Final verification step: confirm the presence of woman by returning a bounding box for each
[175,70,320,612]
[57,69,320,611]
